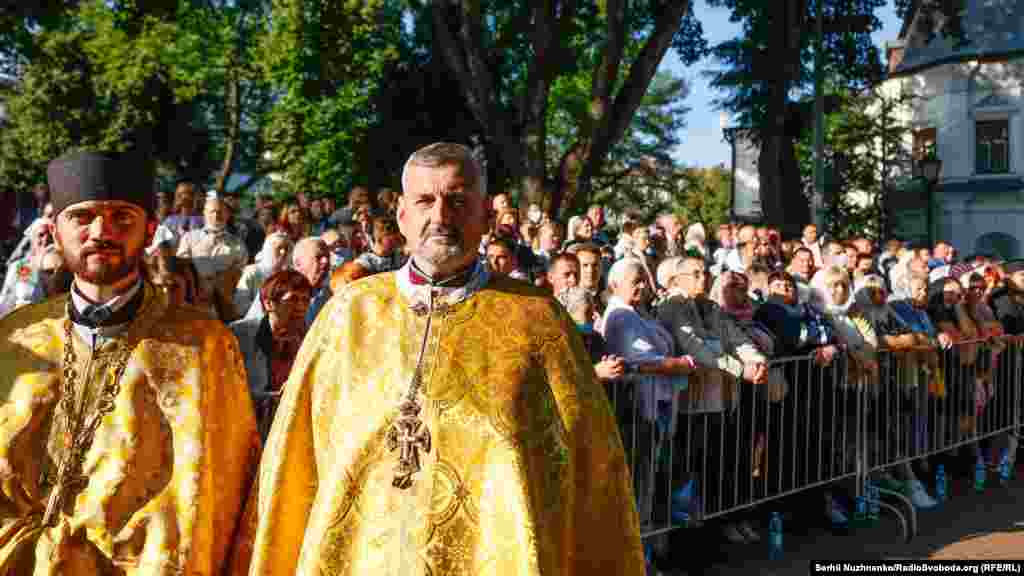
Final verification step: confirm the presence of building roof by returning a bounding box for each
[891,0,1024,77]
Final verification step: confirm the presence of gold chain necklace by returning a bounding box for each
[41,312,134,527]
[386,289,450,490]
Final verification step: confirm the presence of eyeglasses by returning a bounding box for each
[678,270,707,278]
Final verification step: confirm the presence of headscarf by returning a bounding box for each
[821,270,854,317]
[684,223,706,254]
[566,216,582,242]
[710,270,754,323]
[711,271,775,353]
[254,231,292,275]
[888,250,916,298]
[851,274,902,335]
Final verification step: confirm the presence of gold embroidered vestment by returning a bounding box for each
[237,273,644,575]
[0,284,260,575]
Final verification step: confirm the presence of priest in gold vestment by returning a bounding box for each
[237,143,644,575]
[0,151,259,574]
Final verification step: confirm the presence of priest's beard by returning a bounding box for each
[64,240,143,286]
[416,225,470,273]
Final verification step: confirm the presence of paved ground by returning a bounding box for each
[688,466,1024,575]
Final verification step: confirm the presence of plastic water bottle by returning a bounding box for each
[975,456,986,493]
[999,448,1011,486]
[670,482,691,527]
[768,512,783,560]
[868,481,880,523]
[853,495,867,527]
[935,464,947,503]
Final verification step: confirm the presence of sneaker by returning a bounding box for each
[827,497,849,526]
[721,523,748,544]
[738,520,761,543]
[909,480,938,509]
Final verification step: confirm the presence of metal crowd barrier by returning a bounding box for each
[866,336,1023,487]
[605,336,1024,544]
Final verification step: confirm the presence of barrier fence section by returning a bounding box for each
[606,336,1024,542]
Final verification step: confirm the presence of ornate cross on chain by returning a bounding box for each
[387,395,433,489]
[387,291,447,490]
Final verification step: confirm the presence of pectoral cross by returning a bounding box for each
[387,396,432,490]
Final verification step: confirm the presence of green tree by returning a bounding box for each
[0,0,278,195]
[257,0,403,199]
[705,0,886,237]
[676,165,732,230]
[425,0,706,216]
[589,160,730,228]
[0,0,83,78]
[794,86,918,240]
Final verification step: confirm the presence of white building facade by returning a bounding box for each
[885,0,1024,259]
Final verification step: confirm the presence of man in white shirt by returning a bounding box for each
[176,194,249,308]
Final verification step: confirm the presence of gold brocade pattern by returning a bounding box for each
[238,274,644,576]
[0,283,260,575]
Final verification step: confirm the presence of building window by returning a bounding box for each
[976,119,1009,174]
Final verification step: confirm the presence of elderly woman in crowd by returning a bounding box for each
[0,218,54,316]
[600,257,694,570]
[230,269,313,440]
[234,231,293,316]
[709,270,782,490]
[564,215,595,250]
[754,270,850,526]
[887,272,949,488]
[847,273,935,506]
[820,266,878,385]
[656,256,767,547]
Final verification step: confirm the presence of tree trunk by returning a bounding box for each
[214,66,241,195]
[757,0,808,239]
[574,0,690,207]
[518,1,555,213]
[550,140,590,218]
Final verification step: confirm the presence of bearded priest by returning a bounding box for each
[236,143,643,575]
[0,150,260,574]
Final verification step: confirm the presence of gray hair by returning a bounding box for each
[656,256,685,289]
[292,236,324,267]
[555,286,594,316]
[400,142,484,196]
[607,257,644,288]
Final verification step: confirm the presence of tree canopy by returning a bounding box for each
[705,0,886,237]
[0,0,705,217]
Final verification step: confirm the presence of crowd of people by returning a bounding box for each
[2,143,1024,575]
